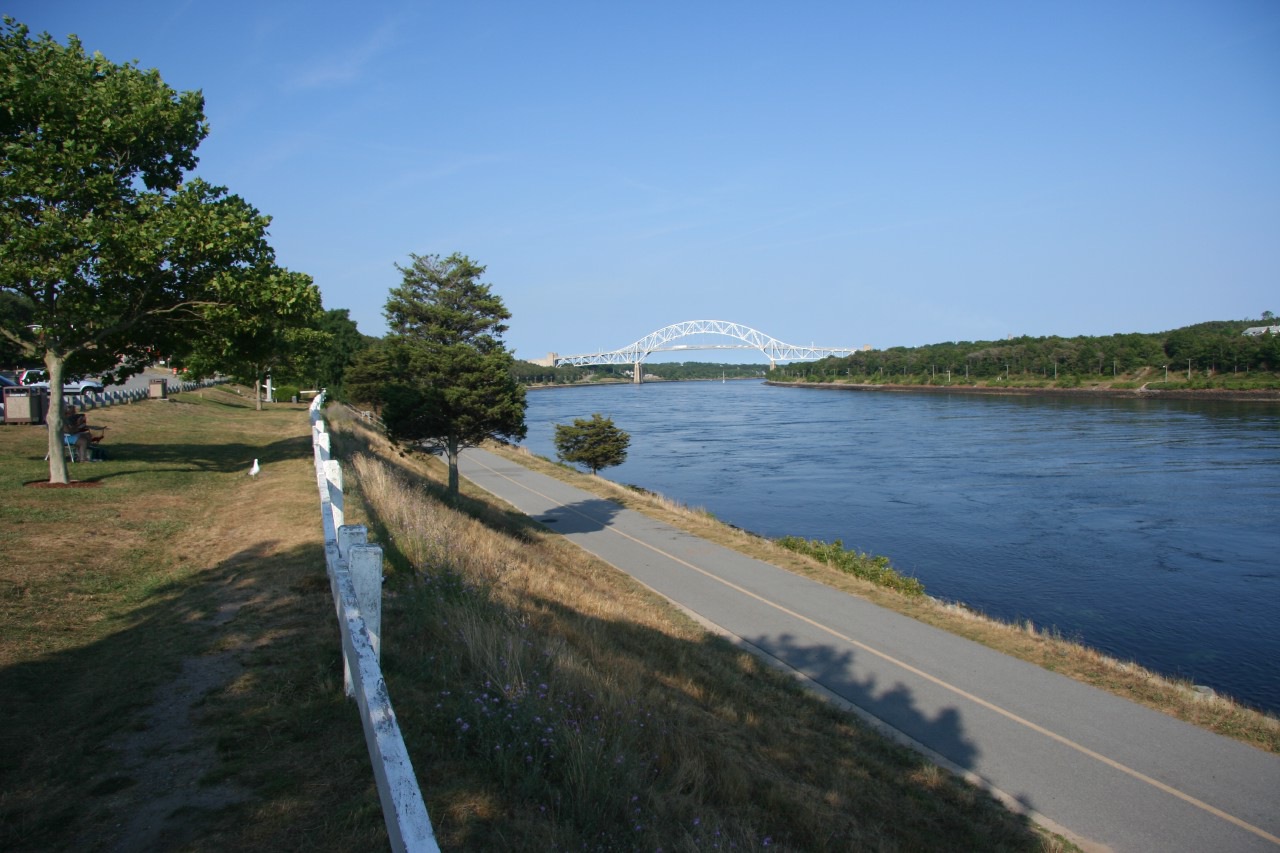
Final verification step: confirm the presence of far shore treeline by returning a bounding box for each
[498,316,1280,390]
[784,316,1280,389]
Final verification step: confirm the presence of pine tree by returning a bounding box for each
[380,253,526,495]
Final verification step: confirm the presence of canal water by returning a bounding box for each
[520,380,1280,715]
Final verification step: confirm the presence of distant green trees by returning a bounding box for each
[643,362,766,381]
[296,308,369,399]
[179,271,323,410]
[506,360,766,384]
[554,414,630,475]
[792,317,1280,386]
[509,360,588,385]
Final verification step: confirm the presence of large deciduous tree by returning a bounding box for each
[0,18,316,482]
[554,413,630,475]
[180,269,324,410]
[381,252,526,495]
[294,308,368,400]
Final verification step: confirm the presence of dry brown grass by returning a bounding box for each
[330,409,1073,851]
[481,442,1280,755]
[0,391,385,851]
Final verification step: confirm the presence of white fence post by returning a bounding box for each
[316,425,331,462]
[325,459,344,533]
[350,544,383,660]
[338,523,368,558]
[336,524,369,697]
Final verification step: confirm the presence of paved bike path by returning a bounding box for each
[459,447,1280,852]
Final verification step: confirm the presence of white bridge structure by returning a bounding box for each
[553,320,858,383]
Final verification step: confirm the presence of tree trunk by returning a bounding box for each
[253,375,264,411]
[446,437,460,496]
[44,351,70,484]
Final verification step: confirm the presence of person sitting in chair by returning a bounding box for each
[63,406,92,462]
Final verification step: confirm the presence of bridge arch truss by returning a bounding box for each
[554,320,857,380]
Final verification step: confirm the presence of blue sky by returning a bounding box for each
[10,1,1279,362]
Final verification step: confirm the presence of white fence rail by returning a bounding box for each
[309,393,439,853]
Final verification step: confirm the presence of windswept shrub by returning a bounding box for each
[776,537,925,596]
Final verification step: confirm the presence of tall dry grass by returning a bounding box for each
[331,412,1064,851]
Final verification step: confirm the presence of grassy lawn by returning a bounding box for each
[0,388,384,851]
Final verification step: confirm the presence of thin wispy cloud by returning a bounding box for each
[286,20,399,90]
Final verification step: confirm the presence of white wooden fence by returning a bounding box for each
[310,393,439,853]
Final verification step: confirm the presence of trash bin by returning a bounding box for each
[3,386,48,424]
[148,378,168,399]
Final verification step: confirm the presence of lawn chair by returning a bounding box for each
[86,426,107,460]
[45,426,107,462]
[46,432,79,463]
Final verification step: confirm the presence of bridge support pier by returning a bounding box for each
[632,362,643,384]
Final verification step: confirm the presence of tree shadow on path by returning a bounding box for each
[748,631,977,769]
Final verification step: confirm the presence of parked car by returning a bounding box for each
[26,376,105,396]
[18,368,46,385]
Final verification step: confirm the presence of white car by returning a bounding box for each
[26,375,105,396]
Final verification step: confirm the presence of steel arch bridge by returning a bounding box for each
[553,320,857,383]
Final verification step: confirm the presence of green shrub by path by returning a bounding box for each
[776,536,926,596]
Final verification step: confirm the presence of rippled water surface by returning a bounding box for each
[521,380,1280,714]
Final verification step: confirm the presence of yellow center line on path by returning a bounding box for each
[467,453,1280,847]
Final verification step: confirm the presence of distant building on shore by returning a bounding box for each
[1243,325,1280,336]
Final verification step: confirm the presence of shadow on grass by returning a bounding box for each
[0,541,385,851]
[40,433,315,480]
[382,574,1049,851]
